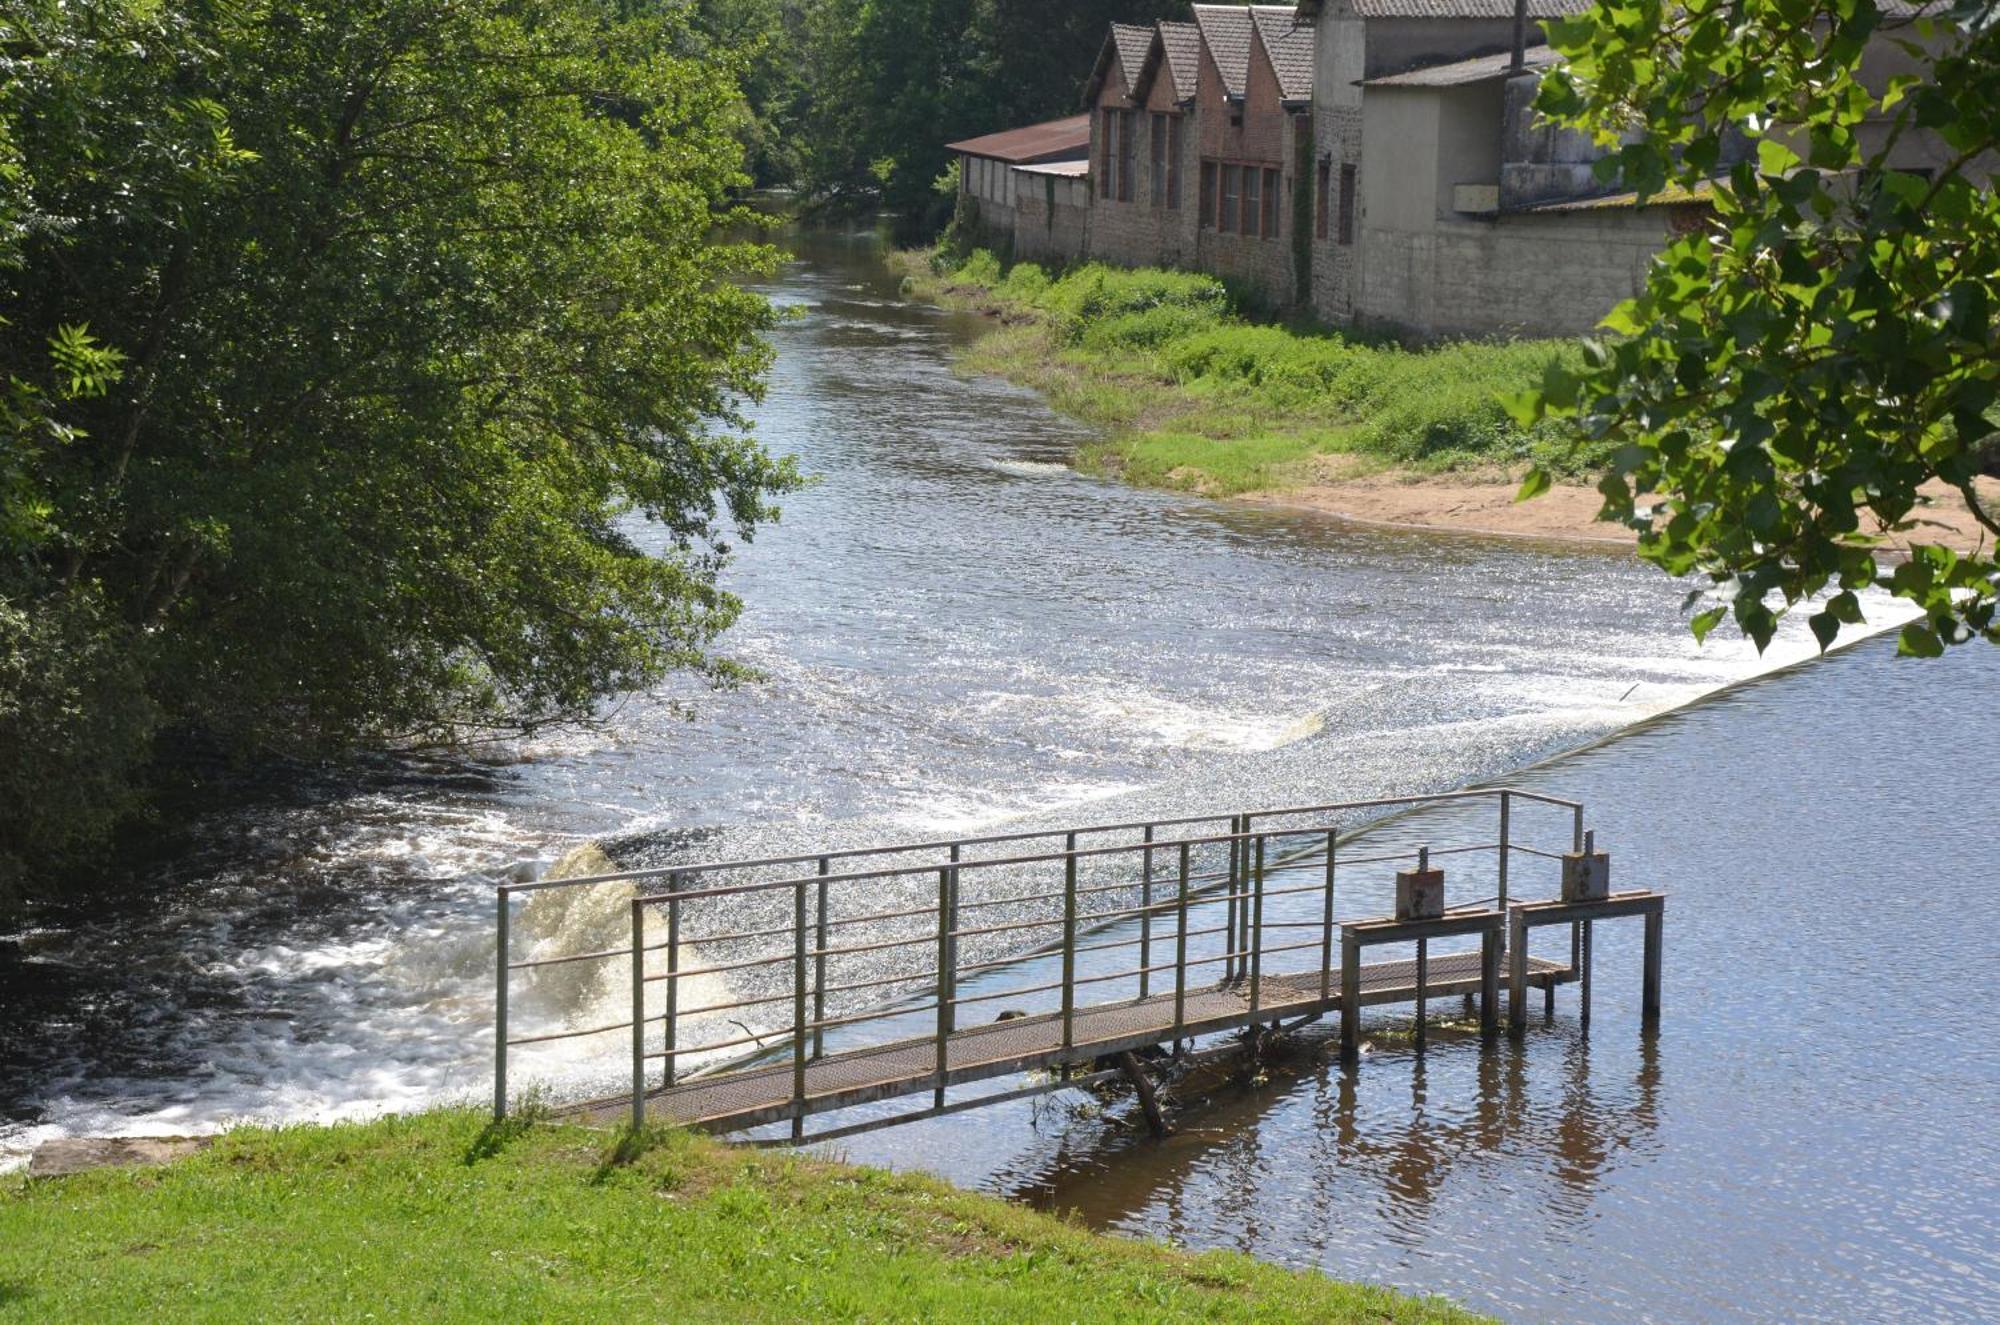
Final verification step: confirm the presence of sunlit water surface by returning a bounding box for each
[4,227,1984,1323]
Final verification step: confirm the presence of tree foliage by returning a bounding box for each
[1513,0,2000,656]
[0,0,797,896]
[718,0,1188,228]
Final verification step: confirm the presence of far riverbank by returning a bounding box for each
[898,248,2000,552]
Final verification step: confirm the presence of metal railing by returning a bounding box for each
[493,786,1587,1125]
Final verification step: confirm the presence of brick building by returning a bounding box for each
[948,2,1969,339]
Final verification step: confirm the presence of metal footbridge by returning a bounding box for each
[493,788,1662,1141]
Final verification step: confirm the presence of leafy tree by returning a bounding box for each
[1513,0,1999,657]
[793,0,1189,227]
[0,0,796,899]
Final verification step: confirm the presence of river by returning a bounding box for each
[3,225,1992,1323]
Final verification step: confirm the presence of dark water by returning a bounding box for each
[832,634,2000,1325]
[3,225,1982,1322]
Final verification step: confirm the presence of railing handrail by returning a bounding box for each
[498,787,1588,1125]
[491,785,1581,896]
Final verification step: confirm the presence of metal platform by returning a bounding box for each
[567,950,1573,1133]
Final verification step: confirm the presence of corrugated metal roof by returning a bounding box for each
[1158,21,1203,101]
[1521,178,1716,212]
[1252,8,1316,102]
[1363,44,1559,87]
[946,114,1093,164]
[1348,0,1591,16]
[1012,159,1092,178]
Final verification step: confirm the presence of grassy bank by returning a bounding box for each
[0,1109,1488,1323]
[896,248,1595,500]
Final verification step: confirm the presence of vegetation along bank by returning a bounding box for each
[893,249,1641,543]
[902,249,2000,554]
[0,1109,1488,1324]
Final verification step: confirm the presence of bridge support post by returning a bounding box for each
[1118,1052,1169,1137]
[1642,905,1663,1020]
[1480,923,1500,1038]
[1508,906,1529,1036]
[1339,929,1361,1062]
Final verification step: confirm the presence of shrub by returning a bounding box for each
[995,261,1050,303]
[952,248,1003,287]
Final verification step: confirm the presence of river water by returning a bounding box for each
[3,226,1991,1322]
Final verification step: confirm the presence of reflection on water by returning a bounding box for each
[837,636,2000,1324]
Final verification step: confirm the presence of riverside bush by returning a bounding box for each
[918,248,1599,488]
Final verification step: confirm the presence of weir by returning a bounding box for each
[493,788,1663,1142]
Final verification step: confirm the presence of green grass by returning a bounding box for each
[895,249,1599,499]
[0,1109,1491,1324]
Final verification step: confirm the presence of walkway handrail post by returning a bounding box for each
[1216,816,1232,980]
[812,856,830,1059]
[1319,828,1337,1006]
[1249,832,1267,1013]
[1060,831,1078,1056]
[494,888,509,1120]
[1173,840,1190,1042]
[665,871,682,1088]
[629,897,646,1132]
[1239,815,1256,981]
[933,855,958,1105]
[1496,791,1511,917]
[1139,824,1155,1000]
[792,876,809,1137]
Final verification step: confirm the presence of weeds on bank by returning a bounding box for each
[0,1108,1489,1323]
[898,248,1598,498]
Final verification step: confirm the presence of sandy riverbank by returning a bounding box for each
[1239,461,2000,555]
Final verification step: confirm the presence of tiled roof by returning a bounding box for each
[1191,5,1255,99]
[945,114,1093,164]
[1158,21,1203,101]
[1111,23,1153,89]
[1252,8,1316,103]
[1362,44,1560,87]
[1345,0,1591,16]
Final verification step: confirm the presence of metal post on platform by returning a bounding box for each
[1319,828,1337,1006]
[1173,840,1191,1043]
[793,877,808,1139]
[665,871,681,1088]
[1139,824,1155,1000]
[495,888,509,1121]
[1249,833,1267,1013]
[813,856,830,1059]
[1496,791,1511,917]
[1061,831,1078,1059]
[630,898,646,1133]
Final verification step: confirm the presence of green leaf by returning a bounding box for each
[1897,622,1945,658]
[1515,467,1554,503]
[1756,138,1801,177]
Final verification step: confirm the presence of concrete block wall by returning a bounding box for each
[1354,207,1680,339]
[1012,173,1093,264]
